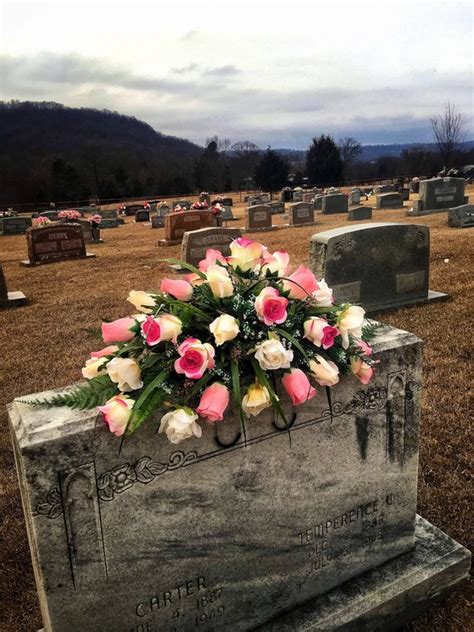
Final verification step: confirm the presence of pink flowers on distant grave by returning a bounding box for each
[58,209,81,220]
[89,214,102,224]
[32,216,51,227]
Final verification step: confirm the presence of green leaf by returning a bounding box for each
[159,258,206,279]
[163,299,211,322]
[182,373,212,404]
[231,359,247,442]
[23,375,117,410]
[127,366,171,433]
[275,328,310,363]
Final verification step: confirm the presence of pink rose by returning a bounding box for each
[198,248,227,272]
[304,317,339,350]
[357,340,373,356]
[255,287,288,326]
[282,265,319,299]
[196,383,230,422]
[101,317,136,344]
[141,316,162,346]
[160,278,193,301]
[90,345,119,358]
[98,395,134,436]
[261,250,290,276]
[350,358,374,385]
[174,337,215,379]
[281,369,316,406]
[227,237,265,271]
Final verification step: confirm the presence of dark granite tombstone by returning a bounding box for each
[313,195,324,210]
[268,201,285,214]
[399,188,410,201]
[292,189,304,202]
[0,263,27,308]
[97,210,120,229]
[310,223,447,313]
[288,202,316,226]
[321,194,349,214]
[220,206,236,222]
[135,209,150,223]
[181,227,243,266]
[448,204,474,228]
[21,224,96,266]
[245,205,276,232]
[348,207,373,221]
[158,210,215,246]
[9,323,470,632]
[73,219,102,244]
[281,188,292,202]
[409,179,420,193]
[151,215,164,229]
[175,200,192,210]
[376,193,404,209]
[349,190,361,205]
[0,216,32,235]
[123,204,144,216]
[410,177,466,215]
[221,197,233,206]
[374,184,395,194]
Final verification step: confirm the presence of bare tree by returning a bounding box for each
[205,135,231,153]
[431,103,466,169]
[338,137,362,166]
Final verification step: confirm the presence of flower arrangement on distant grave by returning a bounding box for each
[192,201,210,209]
[118,204,126,214]
[30,237,378,445]
[89,214,102,226]
[172,204,184,213]
[58,209,81,221]
[211,203,224,216]
[144,203,151,210]
[32,216,51,227]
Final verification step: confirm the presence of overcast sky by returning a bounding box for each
[1,0,473,148]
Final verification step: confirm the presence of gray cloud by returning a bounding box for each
[171,63,200,74]
[202,65,240,77]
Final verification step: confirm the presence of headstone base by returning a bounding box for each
[245,225,280,233]
[0,290,27,308]
[20,253,96,267]
[407,207,451,217]
[258,516,470,632]
[366,290,448,315]
[289,221,319,228]
[37,516,469,632]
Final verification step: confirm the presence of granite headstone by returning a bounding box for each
[245,205,276,232]
[321,194,349,214]
[158,210,215,246]
[348,207,373,221]
[0,216,32,235]
[410,177,466,215]
[376,193,404,209]
[135,209,150,223]
[448,204,474,228]
[181,227,243,267]
[288,202,316,226]
[21,224,96,266]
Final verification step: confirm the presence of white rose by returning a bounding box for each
[209,314,239,346]
[242,382,272,417]
[106,357,143,392]
[127,290,156,314]
[337,305,365,349]
[81,356,107,380]
[206,265,234,298]
[158,314,182,343]
[309,355,339,386]
[313,279,333,307]
[159,408,202,444]
[254,339,294,370]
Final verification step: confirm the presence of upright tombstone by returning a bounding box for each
[0,263,27,308]
[302,192,314,203]
[175,200,192,210]
[310,223,448,313]
[74,219,102,244]
[181,227,243,267]
[313,194,324,210]
[9,323,470,632]
[376,193,404,209]
[21,224,96,266]
[292,189,304,202]
[348,207,373,221]
[374,184,395,194]
[288,202,317,227]
[151,205,170,228]
[349,190,361,205]
[220,206,236,222]
[410,177,466,215]
[123,204,144,217]
[0,216,32,235]
[321,193,349,214]
[221,197,233,206]
[135,209,150,223]
[97,210,120,228]
[158,210,215,246]
[268,201,285,214]
[245,205,277,232]
[448,204,474,228]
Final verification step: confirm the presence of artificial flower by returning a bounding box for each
[242,382,272,417]
[102,317,136,344]
[254,338,293,370]
[304,317,339,349]
[98,395,134,437]
[309,355,340,387]
[281,369,316,405]
[206,265,234,298]
[160,278,193,301]
[282,265,319,299]
[209,314,239,345]
[174,338,215,379]
[196,383,230,421]
[127,290,156,314]
[255,287,288,326]
[107,357,143,392]
[159,408,202,443]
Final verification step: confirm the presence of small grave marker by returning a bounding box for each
[348,207,373,221]
[21,224,96,266]
[376,193,404,209]
[448,204,474,228]
[181,227,243,266]
[321,194,349,214]
[158,210,216,246]
[0,216,32,235]
[288,202,317,227]
[245,205,277,232]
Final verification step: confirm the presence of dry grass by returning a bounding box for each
[0,189,472,631]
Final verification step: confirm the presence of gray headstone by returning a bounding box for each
[313,195,324,210]
[220,206,236,221]
[411,177,466,215]
[349,190,361,205]
[135,209,150,223]
[292,190,304,202]
[374,185,395,194]
[348,207,373,221]
[448,204,474,228]
[310,223,447,313]
[288,202,316,226]
[268,201,285,214]
[175,200,192,210]
[302,192,314,203]
[376,193,404,209]
[9,324,432,632]
[321,194,349,214]
[181,227,243,266]
[151,215,164,229]
[0,216,32,235]
[98,210,118,220]
[245,205,275,232]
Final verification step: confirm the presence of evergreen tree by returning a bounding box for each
[254,148,288,196]
[306,135,344,186]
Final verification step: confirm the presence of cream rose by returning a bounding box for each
[159,408,202,444]
[242,382,272,417]
[159,313,183,343]
[337,305,366,349]
[127,290,156,314]
[254,339,293,370]
[98,395,134,436]
[106,357,143,392]
[81,356,108,380]
[209,314,239,346]
[309,355,340,387]
[313,279,333,307]
[206,264,234,298]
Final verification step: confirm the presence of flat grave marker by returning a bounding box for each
[448,204,474,228]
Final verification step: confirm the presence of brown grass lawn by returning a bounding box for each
[0,190,472,631]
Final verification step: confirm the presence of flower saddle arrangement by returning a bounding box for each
[30,237,377,445]
[58,209,82,221]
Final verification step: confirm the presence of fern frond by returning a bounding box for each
[21,376,117,410]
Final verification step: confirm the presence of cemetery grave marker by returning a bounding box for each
[376,193,404,209]
[135,209,150,223]
[0,262,27,308]
[9,323,470,632]
[21,224,96,266]
[374,184,395,194]
[268,201,285,214]
[97,210,120,229]
[39,211,60,221]
[313,194,324,210]
[448,204,474,228]
[221,197,233,206]
[220,206,237,222]
[348,206,373,221]
[123,204,144,216]
[175,200,192,210]
[288,202,317,227]
[321,193,349,214]
[74,219,102,244]
[181,227,243,267]
[410,177,467,215]
[245,205,278,232]
[302,192,314,203]
[292,190,304,202]
[0,215,32,235]
[310,223,448,313]
[158,210,215,246]
[349,190,361,205]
